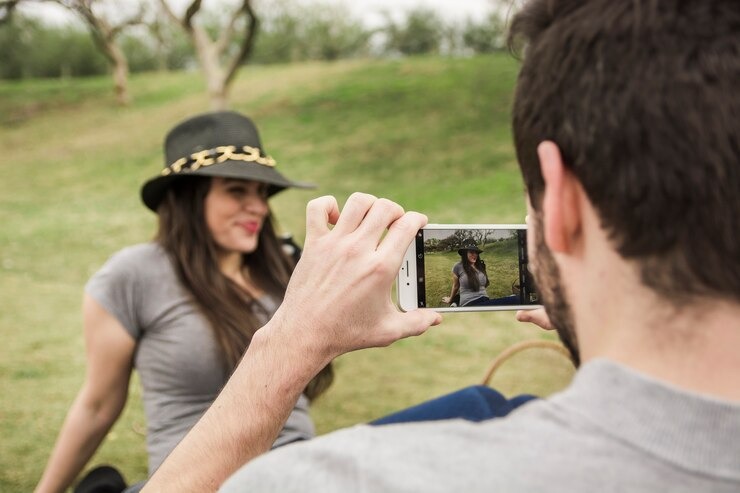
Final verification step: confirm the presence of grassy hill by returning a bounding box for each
[0,55,574,492]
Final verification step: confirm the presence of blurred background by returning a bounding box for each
[0,0,574,490]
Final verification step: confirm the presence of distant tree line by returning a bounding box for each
[0,4,508,81]
[424,229,517,253]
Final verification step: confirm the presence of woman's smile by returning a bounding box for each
[238,220,261,234]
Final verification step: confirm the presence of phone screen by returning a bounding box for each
[413,227,539,309]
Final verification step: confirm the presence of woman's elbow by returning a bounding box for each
[77,388,127,429]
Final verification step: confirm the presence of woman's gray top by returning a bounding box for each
[86,243,314,475]
[452,262,488,306]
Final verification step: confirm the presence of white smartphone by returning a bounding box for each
[397,224,542,312]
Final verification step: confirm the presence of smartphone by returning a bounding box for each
[397,224,541,312]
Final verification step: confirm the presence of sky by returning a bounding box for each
[21,0,495,27]
[343,0,493,27]
[423,228,516,242]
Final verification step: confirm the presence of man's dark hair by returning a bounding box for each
[509,0,740,302]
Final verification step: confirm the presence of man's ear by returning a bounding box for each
[537,141,581,254]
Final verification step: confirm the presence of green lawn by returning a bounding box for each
[0,55,574,492]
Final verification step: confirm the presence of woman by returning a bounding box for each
[442,242,492,307]
[35,111,333,493]
[442,241,521,307]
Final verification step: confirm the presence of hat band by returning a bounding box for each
[161,145,276,176]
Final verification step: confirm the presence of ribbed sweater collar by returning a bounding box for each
[553,359,740,481]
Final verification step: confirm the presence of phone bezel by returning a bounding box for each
[397,224,541,312]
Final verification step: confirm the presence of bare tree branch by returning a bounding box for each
[158,0,259,109]
[215,3,244,56]
[223,0,258,87]
[183,0,202,30]
[157,0,179,25]
[0,0,20,26]
[109,5,145,38]
[70,2,116,62]
[59,1,144,57]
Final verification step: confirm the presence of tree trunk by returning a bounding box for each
[192,26,229,110]
[110,46,130,105]
[208,84,229,111]
[61,1,142,106]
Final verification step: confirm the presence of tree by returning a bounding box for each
[0,0,20,25]
[147,5,188,72]
[250,6,299,63]
[159,0,259,110]
[424,238,441,252]
[120,32,159,73]
[462,11,507,53]
[298,5,371,61]
[0,12,107,79]
[0,12,38,79]
[250,1,371,65]
[384,8,443,56]
[54,0,145,105]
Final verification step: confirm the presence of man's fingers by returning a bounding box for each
[377,211,428,264]
[366,310,441,349]
[394,309,442,340]
[354,198,405,246]
[332,192,377,235]
[515,308,554,330]
[305,196,340,240]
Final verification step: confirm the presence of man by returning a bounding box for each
[144,0,740,491]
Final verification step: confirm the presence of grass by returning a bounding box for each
[0,55,574,492]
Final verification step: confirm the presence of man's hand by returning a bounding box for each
[515,308,553,330]
[270,193,442,361]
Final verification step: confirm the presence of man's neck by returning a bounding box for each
[554,204,740,402]
[580,294,740,401]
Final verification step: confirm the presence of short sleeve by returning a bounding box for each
[452,262,463,277]
[85,246,144,340]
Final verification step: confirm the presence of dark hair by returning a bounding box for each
[459,250,489,291]
[508,0,740,302]
[156,177,333,399]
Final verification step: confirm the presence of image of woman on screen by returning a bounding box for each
[441,241,518,307]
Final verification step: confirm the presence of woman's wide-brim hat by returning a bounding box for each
[141,111,315,211]
[458,242,483,255]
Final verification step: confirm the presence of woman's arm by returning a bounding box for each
[442,274,460,304]
[35,294,136,493]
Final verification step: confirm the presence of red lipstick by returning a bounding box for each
[240,221,260,234]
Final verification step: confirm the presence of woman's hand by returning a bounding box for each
[441,296,451,304]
